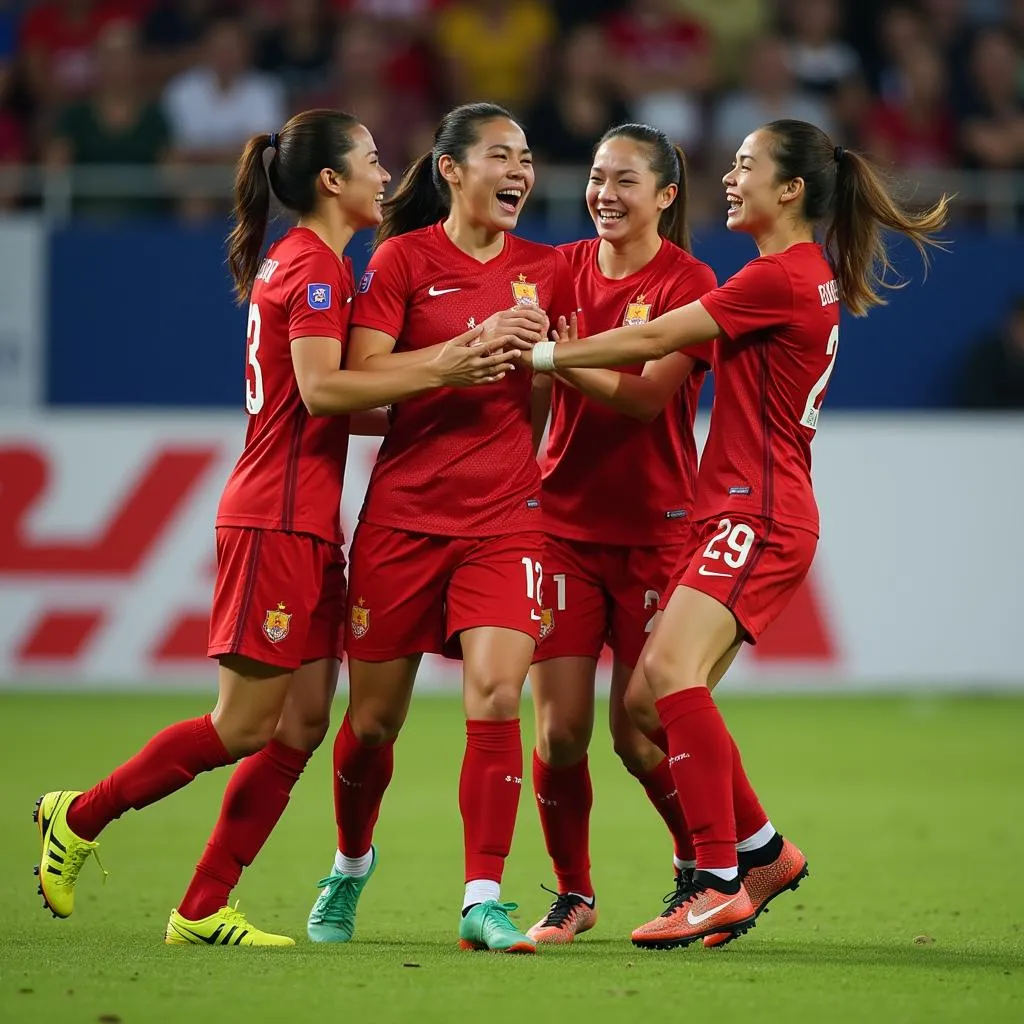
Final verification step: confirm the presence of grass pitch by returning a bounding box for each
[1,692,1022,1024]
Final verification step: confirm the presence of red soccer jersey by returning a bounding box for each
[352,221,577,536]
[697,242,841,534]
[217,226,353,545]
[541,238,715,545]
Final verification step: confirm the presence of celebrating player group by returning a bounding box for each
[33,99,948,953]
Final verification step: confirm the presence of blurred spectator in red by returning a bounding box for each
[958,294,1024,409]
[302,15,432,175]
[257,0,334,103]
[873,3,928,102]
[602,0,714,152]
[783,0,861,99]
[960,27,1024,170]
[435,0,555,114]
[711,35,833,165]
[163,14,284,162]
[527,23,629,165]
[20,0,140,109]
[142,1,242,90]
[46,20,171,217]
[863,41,955,171]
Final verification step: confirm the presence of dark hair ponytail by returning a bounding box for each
[227,108,361,304]
[596,124,691,252]
[764,119,950,317]
[376,101,520,247]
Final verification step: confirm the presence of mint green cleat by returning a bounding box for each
[458,900,536,954]
[307,847,376,943]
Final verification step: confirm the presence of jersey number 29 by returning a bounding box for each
[246,303,264,415]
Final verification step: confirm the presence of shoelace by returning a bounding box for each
[660,875,702,918]
[478,900,521,931]
[60,842,107,888]
[312,873,358,921]
[537,884,586,928]
[219,901,250,927]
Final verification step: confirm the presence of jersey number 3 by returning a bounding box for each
[246,303,264,415]
[799,323,839,430]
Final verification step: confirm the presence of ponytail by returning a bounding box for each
[657,143,691,253]
[227,132,273,305]
[825,149,950,317]
[375,152,448,247]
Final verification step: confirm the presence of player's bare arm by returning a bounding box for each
[530,300,720,370]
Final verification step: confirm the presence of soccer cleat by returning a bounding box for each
[307,847,377,943]
[459,900,536,953]
[165,903,294,946]
[631,871,756,950]
[704,837,809,948]
[33,791,103,919]
[527,887,598,944]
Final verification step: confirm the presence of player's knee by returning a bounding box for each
[536,718,589,767]
[467,674,523,720]
[642,642,702,696]
[347,706,404,746]
[217,715,277,758]
[275,708,331,753]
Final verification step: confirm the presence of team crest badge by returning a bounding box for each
[511,273,539,307]
[350,597,370,639]
[623,294,652,326]
[539,608,555,641]
[263,602,292,643]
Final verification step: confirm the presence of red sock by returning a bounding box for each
[632,757,695,863]
[459,719,522,883]
[532,751,593,897]
[333,712,395,857]
[67,715,233,841]
[178,739,311,920]
[731,736,769,842]
[655,689,737,869]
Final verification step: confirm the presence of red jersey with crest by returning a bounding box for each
[541,238,715,545]
[697,242,840,535]
[216,226,353,545]
[352,221,577,536]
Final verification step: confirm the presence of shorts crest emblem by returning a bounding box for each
[539,607,555,641]
[350,597,370,639]
[263,602,292,643]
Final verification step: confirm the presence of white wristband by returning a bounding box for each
[532,340,557,373]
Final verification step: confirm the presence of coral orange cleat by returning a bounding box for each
[631,871,756,950]
[703,836,808,948]
[527,889,597,945]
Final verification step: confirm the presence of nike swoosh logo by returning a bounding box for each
[687,896,739,925]
[698,566,733,577]
[428,286,461,296]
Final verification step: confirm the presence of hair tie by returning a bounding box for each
[833,145,845,164]
[269,132,279,150]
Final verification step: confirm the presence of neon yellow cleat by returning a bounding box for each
[33,790,101,919]
[165,904,295,947]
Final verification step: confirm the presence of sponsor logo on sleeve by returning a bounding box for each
[358,271,375,294]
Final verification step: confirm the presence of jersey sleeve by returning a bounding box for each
[698,256,793,342]
[667,261,718,370]
[546,249,579,327]
[349,237,411,339]
[285,247,350,342]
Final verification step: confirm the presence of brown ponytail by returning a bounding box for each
[596,124,692,253]
[764,119,950,318]
[826,148,950,317]
[227,132,273,305]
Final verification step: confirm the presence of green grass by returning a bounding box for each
[1,693,1023,1024]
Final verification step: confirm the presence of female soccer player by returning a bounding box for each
[305,102,576,955]
[526,124,716,945]
[33,109,519,947]
[526,119,949,949]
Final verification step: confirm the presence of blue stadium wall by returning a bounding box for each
[48,221,1024,408]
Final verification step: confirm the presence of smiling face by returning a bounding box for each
[440,117,534,233]
[332,124,391,230]
[722,129,801,236]
[587,136,675,246]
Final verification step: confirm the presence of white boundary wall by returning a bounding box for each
[0,413,1021,691]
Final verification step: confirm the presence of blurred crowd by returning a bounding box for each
[0,0,1022,220]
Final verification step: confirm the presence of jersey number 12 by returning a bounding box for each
[799,324,839,430]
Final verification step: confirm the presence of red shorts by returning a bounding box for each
[345,522,546,661]
[663,515,817,642]
[533,535,689,667]
[208,527,347,670]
